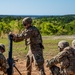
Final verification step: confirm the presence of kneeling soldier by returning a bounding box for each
[46,40,75,75]
[0,43,9,74]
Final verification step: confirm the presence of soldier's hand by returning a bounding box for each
[46,60,50,67]
[46,59,54,67]
[9,32,14,36]
[9,32,16,39]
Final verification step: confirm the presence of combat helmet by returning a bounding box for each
[22,17,32,24]
[72,40,75,49]
[0,43,5,51]
[58,40,69,50]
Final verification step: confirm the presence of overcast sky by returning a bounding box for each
[0,0,75,15]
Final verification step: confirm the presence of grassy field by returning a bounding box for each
[0,35,75,60]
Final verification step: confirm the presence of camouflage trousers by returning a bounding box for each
[49,65,75,75]
[26,52,46,75]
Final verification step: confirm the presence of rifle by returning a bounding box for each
[46,60,60,75]
[7,35,22,75]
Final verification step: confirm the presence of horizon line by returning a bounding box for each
[0,14,75,16]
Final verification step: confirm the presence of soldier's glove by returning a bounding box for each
[46,60,60,75]
[9,32,13,36]
[46,60,50,67]
[46,59,55,68]
[9,32,16,40]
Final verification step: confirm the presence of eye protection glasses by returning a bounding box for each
[0,47,5,51]
[23,23,27,26]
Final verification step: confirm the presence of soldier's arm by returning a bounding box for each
[12,29,32,42]
[46,50,68,67]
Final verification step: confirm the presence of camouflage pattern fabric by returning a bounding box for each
[72,40,75,49]
[47,46,75,75]
[0,52,9,73]
[12,25,45,75]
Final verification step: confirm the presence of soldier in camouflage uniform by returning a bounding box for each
[72,40,75,49]
[0,43,9,74]
[46,40,75,75]
[9,17,46,75]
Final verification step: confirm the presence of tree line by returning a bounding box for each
[0,15,75,37]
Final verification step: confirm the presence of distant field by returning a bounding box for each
[0,35,75,59]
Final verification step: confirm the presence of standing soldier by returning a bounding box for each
[72,40,75,49]
[9,17,46,75]
[0,43,9,74]
[46,40,75,75]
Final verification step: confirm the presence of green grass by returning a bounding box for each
[0,36,74,59]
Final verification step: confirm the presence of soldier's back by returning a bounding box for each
[63,46,75,75]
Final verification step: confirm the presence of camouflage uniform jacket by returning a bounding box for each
[48,46,75,75]
[0,52,9,73]
[13,26,44,54]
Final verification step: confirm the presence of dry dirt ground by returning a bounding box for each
[13,59,50,75]
[0,59,51,75]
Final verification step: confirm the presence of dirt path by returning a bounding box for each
[0,59,50,75]
[13,60,50,75]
